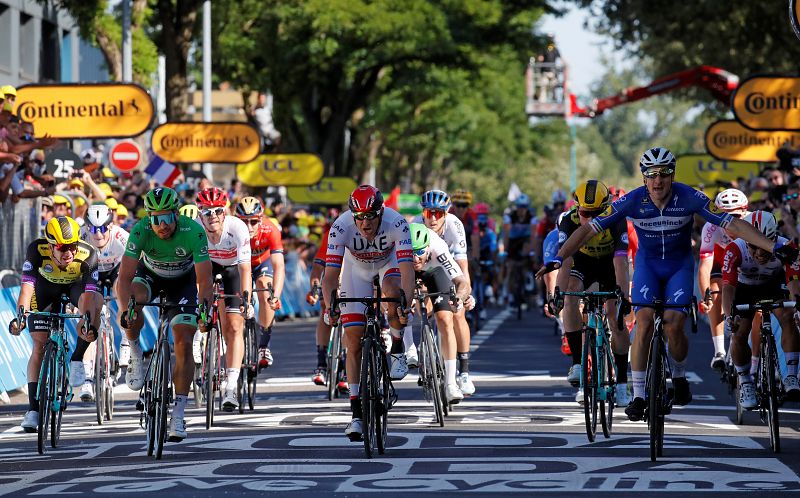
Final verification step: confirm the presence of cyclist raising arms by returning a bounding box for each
[539,147,797,421]
[10,216,103,432]
[196,187,253,412]
[117,187,213,441]
[322,185,414,441]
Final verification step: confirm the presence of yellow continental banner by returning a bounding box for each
[151,122,260,163]
[732,75,800,130]
[14,83,153,139]
[287,177,358,204]
[237,154,324,186]
[675,154,760,197]
[704,120,800,162]
[791,0,800,42]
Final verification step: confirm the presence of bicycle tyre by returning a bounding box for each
[647,334,664,462]
[327,326,340,401]
[435,331,449,417]
[582,331,598,442]
[37,341,55,454]
[600,343,615,438]
[377,350,390,455]
[360,334,376,459]
[205,327,218,430]
[145,368,156,456]
[247,362,257,411]
[154,340,170,459]
[193,363,202,409]
[765,337,781,453]
[734,381,744,425]
[51,351,68,448]
[95,332,107,425]
[424,324,445,427]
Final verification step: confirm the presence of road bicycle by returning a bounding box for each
[94,281,118,424]
[414,281,454,426]
[238,290,258,412]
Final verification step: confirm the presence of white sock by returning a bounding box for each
[83,359,94,380]
[173,394,188,418]
[632,370,646,399]
[786,352,799,377]
[445,359,457,387]
[350,383,359,397]
[226,368,239,390]
[403,325,415,350]
[735,363,753,384]
[751,356,760,375]
[670,355,687,378]
[389,327,404,340]
[712,334,725,355]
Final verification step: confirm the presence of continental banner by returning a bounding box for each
[791,0,800,42]
[151,122,260,163]
[14,83,153,139]
[704,120,800,162]
[675,154,760,197]
[732,75,800,130]
[287,177,357,204]
[237,154,324,186]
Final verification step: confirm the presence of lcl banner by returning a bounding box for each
[704,120,800,162]
[237,154,324,186]
[732,75,800,130]
[287,177,357,204]
[675,154,760,198]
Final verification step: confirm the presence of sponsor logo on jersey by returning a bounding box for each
[92,270,99,280]
[353,235,390,252]
[200,246,209,255]
[708,202,724,215]
[43,264,53,273]
[127,241,137,252]
[175,246,187,257]
[22,261,32,271]
[558,231,567,243]
[621,233,629,244]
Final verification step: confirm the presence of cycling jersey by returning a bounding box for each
[722,237,799,287]
[413,212,468,261]
[558,207,627,259]
[80,225,129,274]
[417,231,463,279]
[125,215,210,279]
[478,227,498,262]
[699,222,736,267]
[205,215,251,266]
[314,229,329,267]
[250,217,284,267]
[503,209,536,258]
[22,239,99,292]
[327,207,413,270]
[452,208,476,251]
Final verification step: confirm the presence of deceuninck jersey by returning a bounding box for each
[125,215,210,278]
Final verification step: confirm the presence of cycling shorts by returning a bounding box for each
[253,258,274,279]
[731,272,788,320]
[132,262,199,324]
[28,280,84,332]
[631,255,694,313]
[212,262,243,313]
[338,251,400,329]
[569,252,615,292]
[417,266,455,314]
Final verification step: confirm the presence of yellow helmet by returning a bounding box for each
[573,180,611,211]
[179,204,199,219]
[451,189,473,205]
[45,216,81,245]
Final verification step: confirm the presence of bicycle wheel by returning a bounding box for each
[582,331,598,442]
[647,335,665,461]
[599,343,615,438]
[205,327,218,429]
[360,334,377,459]
[327,326,340,401]
[423,325,445,426]
[192,363,203,409]
[145,360,156,457]
[154,341,171,459]
[434,332,449,417]
[376,351,390,455]
[95,332,107,425]
[37,341,55,454]
[237,366,246,414]
[734,380,744,425]
[51,352,68,448]
[765,337,781,453]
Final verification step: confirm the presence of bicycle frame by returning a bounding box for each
[415,283,455,426]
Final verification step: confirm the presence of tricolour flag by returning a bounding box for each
[144,153,180,187]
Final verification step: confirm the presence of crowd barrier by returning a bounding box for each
[0,259,319,398]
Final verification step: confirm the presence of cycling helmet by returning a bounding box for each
[235,196,264,217]
[551,189,567,204]
[349,185,384,213]
[639,147,676,172]
[410,223,431,251]
[85,203,113,227]
[743,210,778,241]
[574,180,611,211]
[179,204,199,219]
[45,216,81,245]
[143,187,180,212]
[196,187,229,208]
[474,203,490,215]
[420,190,451,210]
[714,188,748,215]
[451,189,473,205]
[515,193,530,207]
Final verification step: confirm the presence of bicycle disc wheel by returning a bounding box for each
[582,331,598,442]
[647,335,664,461]
[37,342,55,455]
[765,338,781,453]
[205,327,218,429]
[424,325,445,427]
[95,333,107,425]
[154,342,170,459]
[360,335,376,459]
[600,344,615,438]
[51,354,68,448]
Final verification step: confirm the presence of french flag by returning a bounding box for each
[144,152,180,187]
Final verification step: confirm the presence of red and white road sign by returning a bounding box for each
[110,141,142,171]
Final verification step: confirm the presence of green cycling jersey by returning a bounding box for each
[124,215,210,278]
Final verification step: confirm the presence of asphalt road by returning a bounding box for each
[1,305,800,497]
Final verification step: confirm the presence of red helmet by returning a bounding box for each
[196,187,228,208]
[474,202,490,215]
[349,185,384,213]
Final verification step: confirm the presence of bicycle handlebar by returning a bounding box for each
[735,300,797,312]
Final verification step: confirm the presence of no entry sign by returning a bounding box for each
[110,140,142,171]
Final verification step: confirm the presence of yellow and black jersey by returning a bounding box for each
[21,238,99,291]
[558,207,628,259]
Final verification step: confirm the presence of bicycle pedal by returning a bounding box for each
[136,399,144,411]
[417,377,423,387]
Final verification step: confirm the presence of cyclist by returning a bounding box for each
[69,203,131,402]
[721,211,800,407]
[697,188,749,371]
[539,147,795,422]
[234,196,285,370]
[307,227,334,386]
[474,203,498,312]
[9,216,103,432]
[196,187,253,412]
[416,190,475,396]
[552,180,631,407]
[503,194,536,311]
[179,203,199,220]
[410,223,475,403]
[117,187,213,441]
[450,189,478,257]
[321,185,414,441]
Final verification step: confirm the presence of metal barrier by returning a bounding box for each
[0,198,41,272]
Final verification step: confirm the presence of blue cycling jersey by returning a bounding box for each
[591,183,732,260]
[479,229,497,259]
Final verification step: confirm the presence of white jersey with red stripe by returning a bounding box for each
[722,236,795,286]
[326,207,413,270]
[412,212,468,261]
[206,215,252,266]
[699,222,735,266]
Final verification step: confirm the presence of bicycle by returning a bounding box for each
[619,296,698,461]
[733,299,794,453]
[94,281,118,425]
[312,283,344,399]
[414,282,453,426]
[22,297,88,455]
[238,290,258,413]
[555,287,618,442]
[331,277,406,458]
[127,292,202,460]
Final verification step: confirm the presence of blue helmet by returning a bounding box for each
[420,190,451,210]
[515,193,530,207]
[639,147,676,173]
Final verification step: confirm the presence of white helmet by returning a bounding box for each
[639,147,676,172]
[714,188,748,216]
[85,203,113,227]
[743,210,778,241]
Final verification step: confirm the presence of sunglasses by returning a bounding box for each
[149,212,176,225]
[88,224,110,234]
[245,218,261,226]
[578,208,604,218]
[54,243,78,253]
[784,193,799,201]
[200,207,225,218]
[453,202,469,208]
[643,168,674,179]
[423,208,446,220]
[353,211,380,221]
[413,248,427,257]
